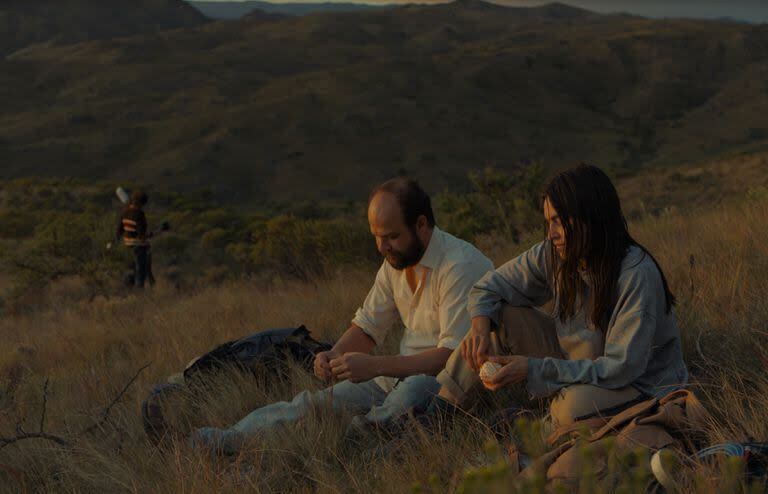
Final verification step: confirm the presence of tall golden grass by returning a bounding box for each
[1,180,768,492]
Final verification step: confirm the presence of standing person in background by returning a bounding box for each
[116,189,154,288]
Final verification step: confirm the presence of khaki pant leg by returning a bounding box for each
[436,332,503,406]
[497,305,563,359]
[436,305,561,406]
[549,384,643,428]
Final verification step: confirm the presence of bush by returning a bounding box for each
[247,215,376,280]
[435,165,547,243]
[0,208,37,238]
[3,211,125,307]
[201,228,233,250]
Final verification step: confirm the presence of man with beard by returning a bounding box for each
[190,178,493,454]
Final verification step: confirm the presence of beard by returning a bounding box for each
[384,234,425,270]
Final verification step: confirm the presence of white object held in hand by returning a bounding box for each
[116,187,129,204]
[479,361,502,380]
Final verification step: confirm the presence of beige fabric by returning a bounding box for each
[526,389,709,483]
[436,305,641,425]
[549,384,642,428]
[436,305,560,404]
[352,227,493,392]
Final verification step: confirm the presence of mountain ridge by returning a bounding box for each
[1,1,767,206]
[190,0,388,19]
[0,0,209,57]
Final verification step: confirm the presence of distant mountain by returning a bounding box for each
[0,0,208,57]
[1,1,767,207]
[494,0,768,24]
[189,1,387,19]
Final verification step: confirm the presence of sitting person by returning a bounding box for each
[429,164,689,428]
[190,177,493,453]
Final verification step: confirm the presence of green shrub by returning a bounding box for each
[200,227,233,250]
[3,211,124,305]
[247,215,376,280]
[0,208,37,238]
[435,165,546,243]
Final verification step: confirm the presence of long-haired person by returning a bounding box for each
[430,164,688,427]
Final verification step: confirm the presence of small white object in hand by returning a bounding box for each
[479,361,502,380]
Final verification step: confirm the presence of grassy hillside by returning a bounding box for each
[0,156,766,492]
[0,151,765,316]
[0,0,208,57]
[1,1,767,207]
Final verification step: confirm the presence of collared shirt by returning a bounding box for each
[352,227,493,392]
[468,240,689,399]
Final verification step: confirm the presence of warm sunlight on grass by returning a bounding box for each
[1,169,767,492]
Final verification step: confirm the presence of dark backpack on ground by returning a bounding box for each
[183,325,331,381]
[142,325,332,442]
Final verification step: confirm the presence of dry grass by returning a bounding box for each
[2,184,768,492]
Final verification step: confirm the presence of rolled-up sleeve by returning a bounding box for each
[468,241,553,326]
[526,267,660,398]
[351,262,399,347]
[437,259,494,349]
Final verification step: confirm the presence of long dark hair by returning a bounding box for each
[543,164,675,332]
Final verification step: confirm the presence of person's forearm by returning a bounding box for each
[373,347,453,378]
[472,316,491,332]
[331,325,376,355]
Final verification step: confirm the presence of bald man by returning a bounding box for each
[190,178,493,454]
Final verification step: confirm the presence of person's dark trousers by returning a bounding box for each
[133,246,150,288]
[147,248,156,287]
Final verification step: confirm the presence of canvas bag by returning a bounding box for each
[515,389,710,482]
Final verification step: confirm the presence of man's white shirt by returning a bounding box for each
[352,227,493,391]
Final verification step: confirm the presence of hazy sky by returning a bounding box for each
[198,0,767,23]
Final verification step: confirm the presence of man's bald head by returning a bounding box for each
[367,190,403,231]
[367,177,435,229]
[367,178,435,270]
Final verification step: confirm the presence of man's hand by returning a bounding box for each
[330,352,380,383]
[481,355,529,391]
[460,316,493,371]
[313,349,340,381]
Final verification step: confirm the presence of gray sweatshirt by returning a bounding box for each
[468,240,689,399]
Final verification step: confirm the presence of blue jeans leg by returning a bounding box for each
[351,374,441,431]
[191,379,387,454]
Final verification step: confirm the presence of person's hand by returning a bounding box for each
[461,316,493,371]
[481,355,528,391]
[481,355,529,391]
[313,349,340,381]
[330,352,380,383]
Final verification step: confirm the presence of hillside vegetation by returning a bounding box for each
[0,1,767,206]
[1,151,766,316]
[0,0,208,57]
[0,156,766,492]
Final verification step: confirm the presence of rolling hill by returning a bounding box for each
[0,1,767,207]
[189,1,386,19]
[0,0,208,57]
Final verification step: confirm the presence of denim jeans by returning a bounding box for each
[190,374,440,454]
